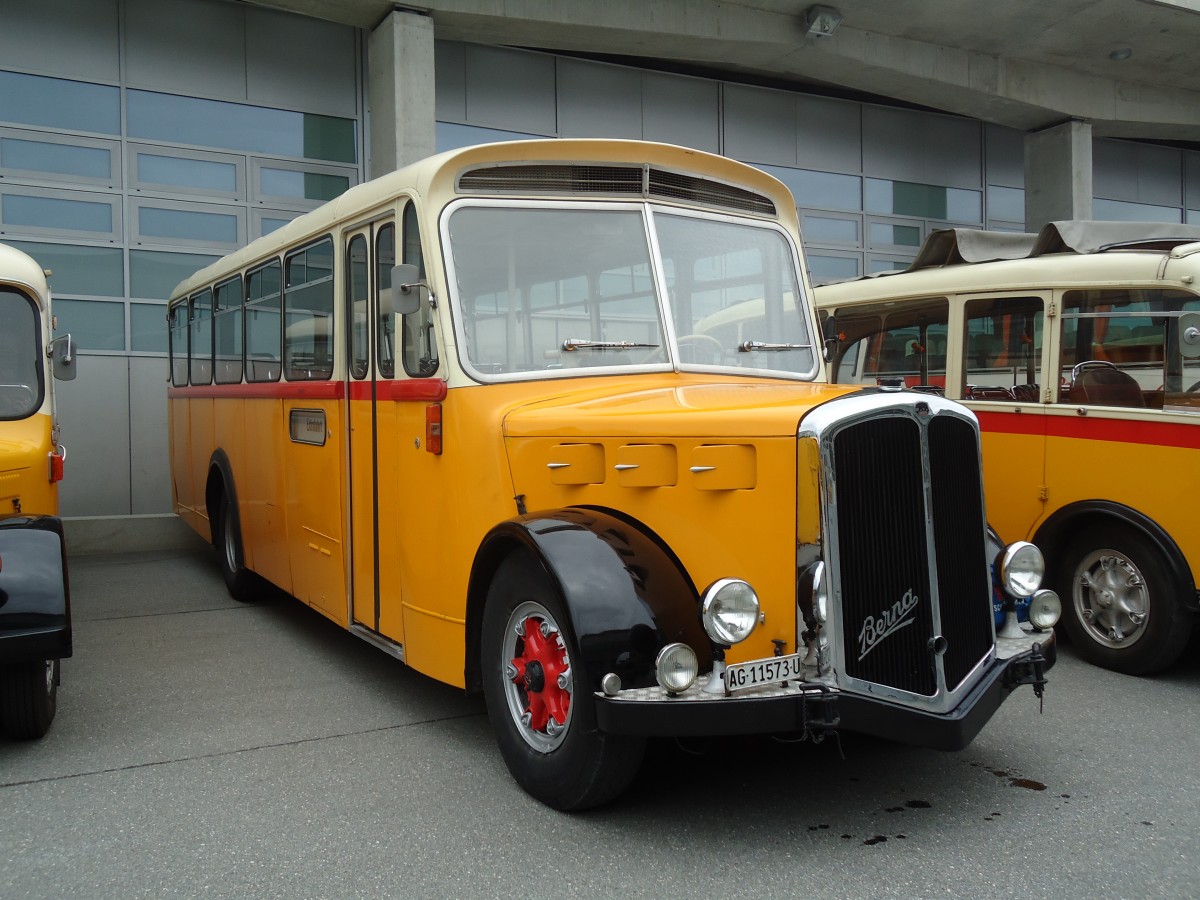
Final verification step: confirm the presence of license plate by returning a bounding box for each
[724,652,805,693]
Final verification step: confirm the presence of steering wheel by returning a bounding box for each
[643,333,726,364]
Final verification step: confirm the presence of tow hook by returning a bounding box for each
[1007,642,1048,713]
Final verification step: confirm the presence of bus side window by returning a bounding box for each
[168,304,189,387]
[214,276,243,385]
[189,289,213,386]
[376,224,396,379]
[283,238,335,381]
[962,296,1043,402]
[832,299,949,392]
[246,260,283,383]
[401,202,438,378]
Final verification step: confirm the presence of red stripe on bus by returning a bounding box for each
[167,382,344,400]
[975,409,1200,450]
[168,379,448,402]
[347,379,448,402]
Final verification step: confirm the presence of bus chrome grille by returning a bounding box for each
[829,408,992,700]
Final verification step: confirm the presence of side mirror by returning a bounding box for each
[389,263,424,316]
[1180,312,1200,359]
[50,334,77,381]
[821,314,840,363]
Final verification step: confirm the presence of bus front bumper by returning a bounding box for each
[593,633,1054,752]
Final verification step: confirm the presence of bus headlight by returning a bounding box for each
[997,541,1044,598]
[1028,589,1061,631]
[701,578,760,645]
[655,643,698,694]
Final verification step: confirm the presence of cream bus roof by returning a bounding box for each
[817,220,1200,304]
[0,241,50,306]
[170,139,800,303]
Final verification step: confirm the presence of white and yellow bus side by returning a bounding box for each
[0,241,76,738]
[816,222,1200,675]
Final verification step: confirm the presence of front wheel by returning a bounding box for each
[213,491,259,602]
[0,659,59,739]
[1057,526,1193,675]
[481,550,645,810]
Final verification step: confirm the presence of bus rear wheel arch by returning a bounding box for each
[1056,524,1193,675]
[480,548,645,810]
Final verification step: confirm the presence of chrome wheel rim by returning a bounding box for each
[1073,548,1150,648]
[500,600,573,753]
[43,659,54,694]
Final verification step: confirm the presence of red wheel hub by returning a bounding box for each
[509,616,570,731]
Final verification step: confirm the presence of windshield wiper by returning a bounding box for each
[738,340,811,352]
[562,338,660,352]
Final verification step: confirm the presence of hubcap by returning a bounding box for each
[222,500,237,573]
[501,600,572,753]
[1074,549,1149,648]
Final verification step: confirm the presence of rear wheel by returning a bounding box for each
[0,659,58,739]
[214,491,259,602]
[1057,525,1192,675]
[481,550,645,810]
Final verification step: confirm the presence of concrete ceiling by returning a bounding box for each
[250,0,1200,143]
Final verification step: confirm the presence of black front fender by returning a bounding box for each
[0,515,72,664]
[468,508,710,693]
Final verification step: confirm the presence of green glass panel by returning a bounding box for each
[52,298,124,351]
[130,249,220,300]
[130,302,168,353]
[7,241,123,297]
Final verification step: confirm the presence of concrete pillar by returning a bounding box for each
[1024,120,1093,232]
[367,10,436,179]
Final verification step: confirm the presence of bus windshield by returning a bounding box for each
[444,202,815,379]
[0,288,41,419]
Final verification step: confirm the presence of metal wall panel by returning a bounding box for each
[125,0,248,100]
[0,0,120,85]
[129,356,173,515]
[1094,138,1182,206]
[863,106,981,189]
[246,7,358,117]
[723,84,796,166]
[557,59,642,139]
[796,94,861,174]
[56,356,131,517]
[985,123,1024,188]
[463,45,557,136]
[434,40,468,123]
[1187,151,1200,211]
[641,72,719,154]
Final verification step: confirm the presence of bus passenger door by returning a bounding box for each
[345,222,405,645]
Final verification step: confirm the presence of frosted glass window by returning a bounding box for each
[7,241,123,297]
[2,193,113,233]
[802,215,859,244]
[1093,198,1181,223]
[759,164,862,211]
[867,179,981,222]
[128,90,356,163]
[808,254,860,284]
[261,217,292,235]
[0,71,119,135]
[870,222,922,248]
[136,153,238,193]
[260,167,349,202]
[130,250,219,300]
[52,298,125,351]
[130,303,168,353]
[987,185,1025,223]
[139,207,239,243]
[1,138,111,180]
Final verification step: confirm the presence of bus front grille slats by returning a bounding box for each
[830,412,991,700]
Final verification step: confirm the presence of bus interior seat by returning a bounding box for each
[1011,383,1040,402]
[1071,364,1146,408]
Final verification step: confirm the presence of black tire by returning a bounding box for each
[214,491,259,602]
[1056,525,1193,675]
[481,549,645,810]
[0,659,58,740]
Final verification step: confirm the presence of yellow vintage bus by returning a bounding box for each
[0,241,75,739]
[167,139,1056,809]
[816,221,1200,676]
